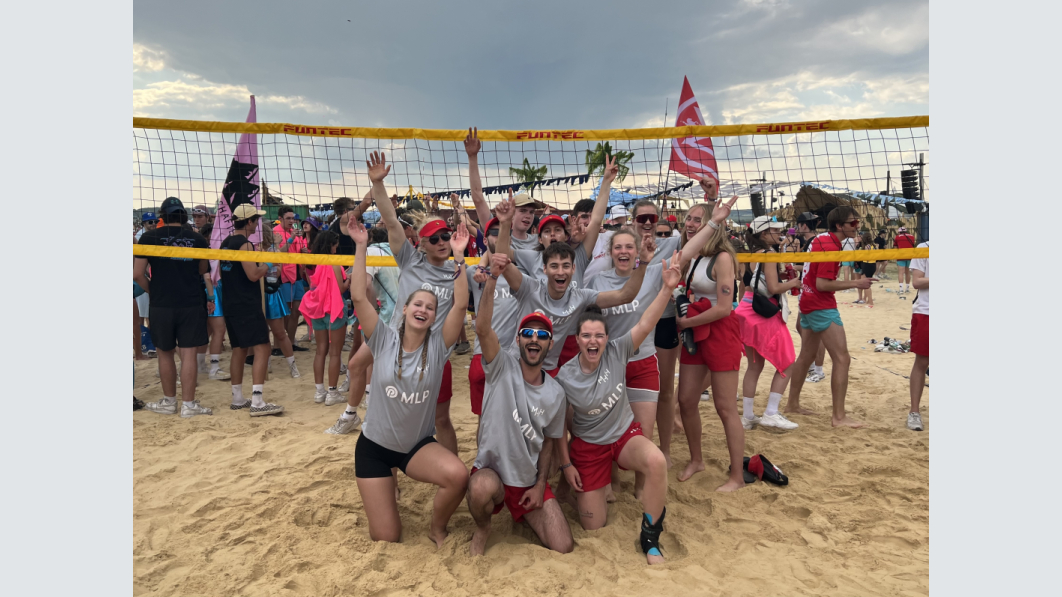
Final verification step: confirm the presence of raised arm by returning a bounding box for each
[629,253,682,347]
[475,253,511,364]
[349,188,374,223]
[363,152,403,255]
[493,192,522,293]
[442,225,470,348]
[347,217,379,339]
[679,194,738,267]
[464,127,495,228]
[582,154,618,256]
[595,236,655,309]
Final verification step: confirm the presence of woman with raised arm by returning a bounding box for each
[298,231,351,407]
[735,217,803,432]
[347,215,470,548]
[673,195,749,491]
[554,254,683,566]
[326,153,462,455]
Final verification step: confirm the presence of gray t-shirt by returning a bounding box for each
[389,241,457,333]
[473,349,567,487]
[361,318,455,453]
[467,265,530,356]
[555,332,637,445]
[513,244,590,289]
[588,263,663,363]
[515,274,600,370]
[510,233,540,251]
[651,236,681,318]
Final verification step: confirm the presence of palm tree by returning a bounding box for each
[585,142,634,182]
[508,158,548,196]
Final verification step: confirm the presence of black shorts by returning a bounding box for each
[654,316,679,350]
[467,289,476,314]
[861,262,877,278]
[148,305,208,351]
[224,309,271,349]
[355,434,437,478]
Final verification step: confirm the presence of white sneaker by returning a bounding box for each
[338,376,350,393]
[906,412,924,431]
[313,389,327,404]
[145,400,177,415]
[340,363,348,375]
[325,388,346,407]
[209,369,231,381]
[289,361,301,378]
[180,400,213,418]
[700,390,712,401]
[742,415,760,430]
[759,413,799,430]
[806,371,826,383]
[325,413,362,435]
[250,402,284,417]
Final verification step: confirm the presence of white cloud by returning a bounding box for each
[133,75,337,118]
[810,5,928,56]
[133,44,166,73]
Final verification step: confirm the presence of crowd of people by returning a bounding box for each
[133,129,929,563]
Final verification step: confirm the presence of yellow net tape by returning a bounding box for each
[133,245,926,265]
[133,116,928,142]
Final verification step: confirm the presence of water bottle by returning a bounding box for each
[673,283,697,355]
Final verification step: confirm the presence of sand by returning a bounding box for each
[134,269,928,597]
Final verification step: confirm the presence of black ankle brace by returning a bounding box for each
[640,507,666,556]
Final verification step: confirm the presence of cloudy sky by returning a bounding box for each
[134,0,928,128]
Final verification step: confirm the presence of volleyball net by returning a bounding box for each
[132,116,929,265]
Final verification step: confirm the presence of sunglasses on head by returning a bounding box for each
[519,328,552,340]
[427,232,452,244]
[635,214,659,224]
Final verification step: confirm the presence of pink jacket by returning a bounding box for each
[299,264,347,323]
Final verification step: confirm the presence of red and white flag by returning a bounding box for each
[668,77,718,182]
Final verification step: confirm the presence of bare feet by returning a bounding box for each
[784,405,816,416]
[832,415,865,428]
[469,525,490,556]
[673,415,684,433]
[605,487,617,503]
[715,477,746,492]
[678,460,705,482]
[663,452,674,470]
[647,552,665,565]
[428,525,448,549]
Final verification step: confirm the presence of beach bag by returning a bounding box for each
[750,262,781,319]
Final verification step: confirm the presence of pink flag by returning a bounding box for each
[210,96,260,279]
[668,77,719,182]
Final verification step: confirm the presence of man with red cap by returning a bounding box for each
[892,226,917,294]
[467,250,572,556]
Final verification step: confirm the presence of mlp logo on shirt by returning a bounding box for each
[587,379,624,416]
[420,282,454,301]
[385,383,432,404]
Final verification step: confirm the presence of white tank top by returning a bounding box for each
[688,255,719,304]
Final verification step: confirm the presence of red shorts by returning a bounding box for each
[470,467,556,523]
[911,313,929,356]
[469,354,485,415]
[438,360,453,404]
[679,312,743,372]
[569,421,643,492]
[625,355,661,403]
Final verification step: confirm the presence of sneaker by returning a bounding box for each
[250,402,284,417]
[297,332,312,343]
[700,390,712,401]
[906,412,924,431]
[230,400,251,411]
[209,369,231,381]
[742,415,760,430]
[807,364,816,375]
[806,371,826,383]
[271,348,283,356]
[180,400,213,418]
[291,345,309,352]
[853,300,865,304]
[313,389,327,404]
[145,400,177,415]
[325,413,363,435]
[454,341,471,355]
[325,388,346,406]
[759,413,799,430]
[340,363,348,375]
[289,361,301,378]
[133,397,145,411]
[338,376,350,393]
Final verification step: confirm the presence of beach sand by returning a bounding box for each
[134,271,928,596]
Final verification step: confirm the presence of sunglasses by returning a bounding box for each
[487,228,500,237]
[845,219,861,227]
[655,231,671,238]
[427,232,452,244]
[519,328,553,340]
[635,214,659,224]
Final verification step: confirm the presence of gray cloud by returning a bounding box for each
[134,0,927,127]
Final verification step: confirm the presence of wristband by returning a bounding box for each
[559,463,572,471]
[707,220,720,230]
[488,271,499,280]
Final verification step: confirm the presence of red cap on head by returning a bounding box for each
[518,310,553,334]
[537,214,566,234]
[418,219,452,238]
[666,215,677,223]
[484,217,499,231]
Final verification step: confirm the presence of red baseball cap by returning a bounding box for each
[666,215,677,223]
[537,214,566,234]
[518,310,553,334]
[484,217,499,231]
[418,219,452,238]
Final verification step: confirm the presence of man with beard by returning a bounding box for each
[466,252,572,556]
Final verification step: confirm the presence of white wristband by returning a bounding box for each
[707,220,720,230]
